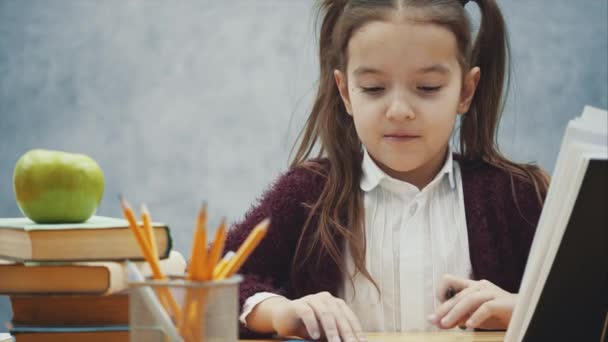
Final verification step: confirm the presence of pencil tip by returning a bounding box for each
[259,217,271,228]
[218,218,227,231]
[118,194,129,208]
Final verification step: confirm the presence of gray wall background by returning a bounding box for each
[0,0,606,329]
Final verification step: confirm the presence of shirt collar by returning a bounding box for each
[360,147,456,193]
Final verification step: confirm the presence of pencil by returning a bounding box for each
[120,197,181,322]
[187,203,208,281]
[120,198,159,275]
[216,218,269,279]
[181,203,209,341]
[212,251,235,280]
[141,204,159,259]
[193,204,208,280]
[204,219,227,280]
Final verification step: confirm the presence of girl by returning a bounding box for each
[224,0,548,340]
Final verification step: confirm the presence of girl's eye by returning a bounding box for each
[418,85,441,93]
[361,86,385,94]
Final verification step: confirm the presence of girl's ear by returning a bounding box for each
[334,69,353,115]
[458,66,481,114]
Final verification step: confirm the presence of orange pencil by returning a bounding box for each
[181,204,209,341]
[120,198,159,275]
[191,205,213,341]
[181,204,205,340]
[187,203,207,281]
[212,251,235,280]
[192,204,208,280]
[216,218,269,279]
[191,208,209,341]
[141,204,159,259]
[120,197,181,322]
[204,219,227,280]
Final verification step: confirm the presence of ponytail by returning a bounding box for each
[460,0,508,160]
[317,0,347,77]
[460,0,549,204]
[291,0,349,165]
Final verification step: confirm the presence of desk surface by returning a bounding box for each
[241,331,505,341]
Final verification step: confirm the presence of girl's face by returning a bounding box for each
[335,18,479,188]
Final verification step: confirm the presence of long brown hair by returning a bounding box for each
[290,0,549,295]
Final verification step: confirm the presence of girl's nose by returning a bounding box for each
[386,93,416,120]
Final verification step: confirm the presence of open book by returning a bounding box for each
[505,106,608,341]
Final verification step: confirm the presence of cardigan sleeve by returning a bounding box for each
[223,162,327,338]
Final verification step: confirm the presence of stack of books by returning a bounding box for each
[0,215,185,342]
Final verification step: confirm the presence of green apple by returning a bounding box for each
[13,149,105,223]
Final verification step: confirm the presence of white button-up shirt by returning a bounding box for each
[241,148,472,332]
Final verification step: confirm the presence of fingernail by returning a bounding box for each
[311,331,320,339]
[332,337,341,342]
[440,317,449,326]
[427,314,437,323]
[466,319,474,327]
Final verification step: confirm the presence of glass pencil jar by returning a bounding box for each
[129,275,242,342]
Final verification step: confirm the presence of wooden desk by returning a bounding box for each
[241,331,505,341]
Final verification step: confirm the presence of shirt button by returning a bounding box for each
[409,202,418,216]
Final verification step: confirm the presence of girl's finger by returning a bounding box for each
[440,291,494,329]
[293,300,321,340]
[430,285,479,324]
[465,301,494,329]
[306,297,340,342]
[337,300,367,342]
[326,299,356,342]
[436,274,475,301]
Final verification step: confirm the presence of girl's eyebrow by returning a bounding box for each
[417,64,451,75]
[352,66,384,77]
[352,64,451,77]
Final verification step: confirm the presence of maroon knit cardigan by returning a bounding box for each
[224,156,544,338]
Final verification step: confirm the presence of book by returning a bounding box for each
[505,106,608,341]
[0,333,11,342]
[10,326,129,342]
[0,215,172,262]
[10,294,129,326]
[0,250,186,295]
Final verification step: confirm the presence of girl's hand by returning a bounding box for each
[428,274,516,330]
[271,291,367,342]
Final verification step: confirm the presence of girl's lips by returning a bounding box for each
[384,134,420,140]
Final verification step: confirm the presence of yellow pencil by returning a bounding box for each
[204,219,227,280]
[216,218,269,279]
[187,203,207,281]
[120,197,181,322]
[120,198,159,275]
[141,204,159,259]
[181,203,209,341]
[212,251,235,280]
[180,205,206,340]
[193,204,208,280]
